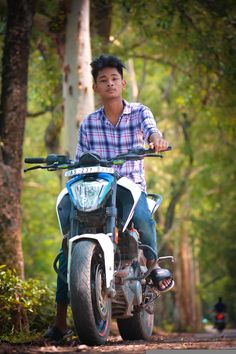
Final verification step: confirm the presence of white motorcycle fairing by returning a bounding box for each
[117,177,142,232]
[56,187,68,236]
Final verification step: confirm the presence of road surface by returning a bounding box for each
[1,328,236,353]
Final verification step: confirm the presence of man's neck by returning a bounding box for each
[103,98,124,126]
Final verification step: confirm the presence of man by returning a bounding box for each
[44,55,174,341]
[214,297,227,313]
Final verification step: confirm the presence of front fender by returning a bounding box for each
[68,233,114,290]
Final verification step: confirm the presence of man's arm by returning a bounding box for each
[140,106,169,153]
[75,122,89,160]
[149,132,169,153]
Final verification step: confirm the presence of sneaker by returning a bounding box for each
[43,326,73,341]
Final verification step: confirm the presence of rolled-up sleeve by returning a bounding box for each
[140,106,162,142]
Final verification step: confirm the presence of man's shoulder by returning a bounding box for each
[81,108,103,125]
[125,101,147,110]
[124,101,150,115]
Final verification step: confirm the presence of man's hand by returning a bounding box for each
[149,133,169,153]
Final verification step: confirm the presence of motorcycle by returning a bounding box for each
[214,312,226,333]
[24,146,174,346]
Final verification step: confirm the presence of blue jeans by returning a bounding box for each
[56,191,157,304]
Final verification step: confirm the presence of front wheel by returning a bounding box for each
[117,306,154,340]
[70,240,111,346]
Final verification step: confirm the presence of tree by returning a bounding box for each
[63,0,94,158]
[90,0,113,52]
[0,0,36,277]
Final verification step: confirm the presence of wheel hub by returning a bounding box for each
[95,265,109,320]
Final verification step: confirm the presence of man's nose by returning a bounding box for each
[107,80,114,86]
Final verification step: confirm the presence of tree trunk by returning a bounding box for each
[191,242,203,331]
[0,0,35,278]
[127,58,138,102]
[173,212,203,331]
[174,226,193,330]
[63,0,94,158]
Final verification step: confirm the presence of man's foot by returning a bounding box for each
[150,266,174,293]
[43,326,73,342]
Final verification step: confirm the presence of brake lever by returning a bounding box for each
[24,163,64,173]
[24,165,44,172]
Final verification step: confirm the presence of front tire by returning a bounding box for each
[70,240,111,346]
[117,306,154,340]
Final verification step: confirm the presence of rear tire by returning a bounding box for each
[117,307,154,340]
[217,323,225,332]
[70,240,111,346]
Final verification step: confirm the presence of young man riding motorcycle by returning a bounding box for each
[44,54,174,341]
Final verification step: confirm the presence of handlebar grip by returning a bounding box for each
[24,157,46,164]
[146,145,172,153]
[158,145,172,152]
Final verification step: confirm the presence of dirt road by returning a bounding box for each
[1,328,236,353]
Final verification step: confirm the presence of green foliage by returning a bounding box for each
[22,107,61,282]
[0,265,56,337]
[28,31,62,112]
[22,28,63,282]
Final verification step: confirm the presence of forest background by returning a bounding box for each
[0,0,236,339]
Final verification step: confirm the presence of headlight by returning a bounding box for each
[70,178,109,211]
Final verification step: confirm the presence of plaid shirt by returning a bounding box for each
[76,100,162,192]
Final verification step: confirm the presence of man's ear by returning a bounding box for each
[122,79,126,89]
[93,83,97,92]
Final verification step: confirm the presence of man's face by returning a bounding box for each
[93,67,126,100]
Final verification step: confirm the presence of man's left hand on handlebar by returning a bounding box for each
[149,134,170,153]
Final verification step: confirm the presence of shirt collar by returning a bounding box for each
[100,99,132,118]
[122,100,132,115]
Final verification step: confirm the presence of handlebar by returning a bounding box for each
[24,154,70,165]
[128,145,172,155]
[24,146,172,172]
[24,157,46,164]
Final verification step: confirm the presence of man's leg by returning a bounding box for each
[132,192,173,291]
[132,192,157,260]
[55,249,69,332]
[54,193,70,333]
[44,249,71,340]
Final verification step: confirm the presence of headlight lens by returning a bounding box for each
[70,178,109,211]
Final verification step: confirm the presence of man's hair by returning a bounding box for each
[90,55,126,82]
